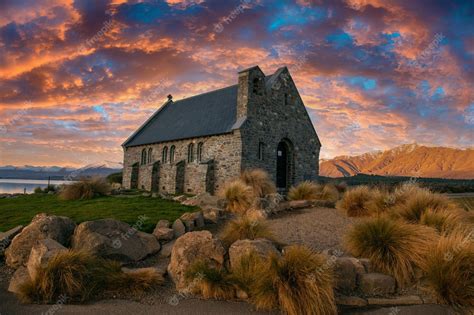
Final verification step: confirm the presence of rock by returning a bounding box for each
[0,225,24,256]
[8,266,31,294]
[181,192,220,208]
[5,213,76,268]
[180,211,205,230]
[172,219,186,238]
[229,239,280,270]
[278,200,312,212]
[168,231,226,291]
[173,195,188,202]
[156,220,170,229]
[121,266,165,281]
[336,296,368,307]
[334,257,365,292]
[201,207,225,224]
[245,209,268,221]
[258,193,283,215]
[27,239,67,281]
[367,296,423,306]
[359,273,396,296]
[359,258,372,273]
[160,240,175,258]
[142,192,151,197]
[72,219,160,263]
[236,289,248,300]
[153,227,174,242]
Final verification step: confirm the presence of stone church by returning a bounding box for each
[122,66,321,195]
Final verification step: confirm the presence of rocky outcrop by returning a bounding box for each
[153,227,174,242]
[334,257,365,293]
[201,208,225,224]
[5,214,76,268]
[168,231,226,291]
[228,239,279,269]
[156,220,170,229]
[8,266,31,294]
[72,219,160,263]
[180,211,205,231]
[0,225,23,256]
[27,238,67,281]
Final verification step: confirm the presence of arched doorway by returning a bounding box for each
[276,139,293,189]
[130,163,139,189]
[151,161,160,193]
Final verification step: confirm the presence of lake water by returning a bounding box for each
[0,179,75,194]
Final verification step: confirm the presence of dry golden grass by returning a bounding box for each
[392,182,429,204]
[365,188,396,216]
[184,260,235,300]
[59,178,111,201]
[240,169,276,198]
[345,216,438,286]
[17,250,163,303]
[392,189,455,223]
[336,186,373,217]
[419,208,469,234]
[219,216,275,248]
[419,230,474,307]
[248,245,337,315]
[288,181,338,202]
[219,180,255,215]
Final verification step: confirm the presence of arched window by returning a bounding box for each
[170,145,175,163]
[258,142,265,160]
[187,143,194,163]
[252,77,262,95]
[148,148,153,164]
[197,142,203,162]
[162,146,168,163]
[141,148,147,165]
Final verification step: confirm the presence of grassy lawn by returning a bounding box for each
[0,194,198,233]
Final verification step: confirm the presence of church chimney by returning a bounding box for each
[237,66,265,119]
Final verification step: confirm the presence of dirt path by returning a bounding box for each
[269,207,362,252]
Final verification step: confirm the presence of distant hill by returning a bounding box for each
[0,163,122,180]
[320,144,474,179]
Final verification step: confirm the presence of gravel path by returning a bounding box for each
[269,207,362,252]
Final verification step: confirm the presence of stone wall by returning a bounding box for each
[122,131,242,194]
[238,67,321,188]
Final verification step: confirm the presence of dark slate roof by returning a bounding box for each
[123,85,241,147]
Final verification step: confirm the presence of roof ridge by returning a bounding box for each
[173,84,238,104]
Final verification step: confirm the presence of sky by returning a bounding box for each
[0,0,473,167]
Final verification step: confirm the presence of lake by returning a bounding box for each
[0,179,75,194]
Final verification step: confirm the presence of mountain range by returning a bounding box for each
[319,144,474,179]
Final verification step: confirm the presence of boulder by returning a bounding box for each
[258,193,283,215]
[5,213,76,268]
[201,207,225,224]
[229,238,279,270]
[359,258,372,273]
[334,257,365,292]
[173,195,188,202]
[359,273,396,296]
[278,200,312,212]
[27,239,67,281]
[8,266,31,294]
[72,219,160,263]
[168,231,226,291]
[181,192,220,208]
[153,227,174,242]
[0,225,24,256]
[156,220,170,229]
[367,296,423,306]
[336,296,368,307]
[160,240,175,258]
[172,219,186,238]
[180,211,205,230]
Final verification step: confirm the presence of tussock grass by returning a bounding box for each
[16,250,163,303]
[240,169,276,198]
[219,180,255,215]
[59,178,111,201]
[336,186,373,217]
[392,189,455,223]
[248,245,337,315]
[184,261,235,300]
[365,188,396,216]
[219,216,275,248]
[288,182,339,202]
[419,230,474,307]
[345,216,438,286]
[419,208,469,234]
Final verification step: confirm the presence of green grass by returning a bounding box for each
[0,194,197,233]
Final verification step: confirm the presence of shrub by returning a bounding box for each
[34,187,43,194]
[59,178,111,201]
[219,216,275,248]
[419,230,474,307]
[240,169,276,198]
[419,208,468,234]
[392,182,429,205]
[365,189,396,216]
[344,216,437,285]
[106,172,123,184]
[17,250,163,303]
[249,245,337,315]
[184,260,235,300]
[229,251,264,293]
[392,189,455,223]
[219,180,255,214]
[336,186,373,217]
[334,181,348,193]
[287,181,320,201]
